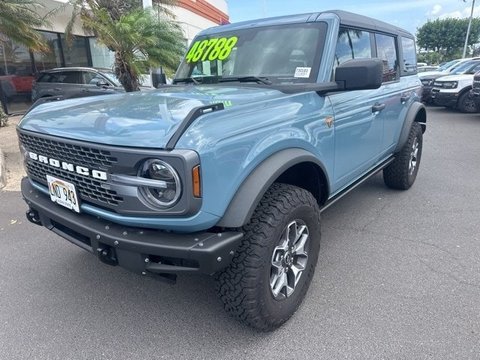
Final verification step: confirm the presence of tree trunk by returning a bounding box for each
[114,51,140,92]
[0,105,8,127]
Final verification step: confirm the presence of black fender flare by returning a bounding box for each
[217,148,328,228]
[394,101,427,153]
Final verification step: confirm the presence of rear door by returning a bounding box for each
[36,70,83,99]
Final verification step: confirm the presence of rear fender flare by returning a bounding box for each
[394,102,426,153]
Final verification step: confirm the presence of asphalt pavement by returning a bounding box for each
[1,107,480,359]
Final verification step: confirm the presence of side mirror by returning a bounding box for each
[335,58,383,90]
[96,80,109,87]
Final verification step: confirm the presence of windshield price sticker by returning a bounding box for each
[186,36,238,63]
[294,67,312,78]
[47,175,80,213]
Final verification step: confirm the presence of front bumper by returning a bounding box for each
[22,178,243,276]
[421,86,434,103]
[431,90,459,108]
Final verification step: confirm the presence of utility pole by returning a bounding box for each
[463,0,476,58]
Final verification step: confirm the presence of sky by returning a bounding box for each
[226,0,480,36]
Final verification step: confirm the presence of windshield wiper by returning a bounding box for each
[218,76,272,85]
[173,77,201,85]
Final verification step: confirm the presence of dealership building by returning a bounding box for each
[0,0,229,114]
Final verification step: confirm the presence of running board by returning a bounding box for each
[321,157,395,212]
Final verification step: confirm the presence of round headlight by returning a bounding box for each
[138,159,181,208]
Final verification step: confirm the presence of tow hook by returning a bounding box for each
[26,209,42,226]
[96,245,118,266]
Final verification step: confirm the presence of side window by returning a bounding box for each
[401,37,417,75]
[375,34,398,82]
[47,71,81,84]
[82,71,98,84]
[334,27,372,67]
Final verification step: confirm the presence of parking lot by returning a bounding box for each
[1,106,479,359]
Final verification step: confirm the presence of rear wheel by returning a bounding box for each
[215,183,321,331]
[457,92,477,113]
[383,122,423,190]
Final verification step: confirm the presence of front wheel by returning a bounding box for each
[215,183,321,331]
[457,92,478,113]
[383,121,423,190]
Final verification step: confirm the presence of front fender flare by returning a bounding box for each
[216,148,328,228]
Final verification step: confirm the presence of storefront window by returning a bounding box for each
[60,34,89,67]
[89,38,114,69]
[33,31,62,72]
[0,39,34,114]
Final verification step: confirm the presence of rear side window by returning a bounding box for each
[401,37,417,75]
[375,34,398,82]
[37,71,81,84]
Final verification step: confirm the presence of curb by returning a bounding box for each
[0,148,5,189]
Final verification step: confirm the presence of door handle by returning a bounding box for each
[372,103,386,113]
[53,88,61,91]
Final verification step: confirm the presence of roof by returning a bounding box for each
[200,9,414,39]
[41,67,113,73]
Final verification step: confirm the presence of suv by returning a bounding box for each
[471,70,480,109]
[31,67,124,103]
[419,58,479,104]
[430,59,480,113]
[18,10,426,331]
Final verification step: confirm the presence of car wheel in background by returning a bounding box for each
[457,92,478,113]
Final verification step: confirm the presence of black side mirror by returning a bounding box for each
[335,58,383,90]
[96,80,109,87]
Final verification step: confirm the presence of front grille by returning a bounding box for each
[27,162,123,206]
[18,133,117,169]
[19,133,124,208]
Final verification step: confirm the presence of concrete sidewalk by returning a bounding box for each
[0,116,24,191]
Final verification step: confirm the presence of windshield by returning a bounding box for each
[450,61,480,75]
[439,59,459,71]
[174,22,327,85]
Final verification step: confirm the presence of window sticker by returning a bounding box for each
[294,67,312,78]
[185,36,238,63]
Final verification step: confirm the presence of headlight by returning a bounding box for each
[421,79,434,86]
[434,81,458,89]
[442,81,458,89]
[138,159,181,209]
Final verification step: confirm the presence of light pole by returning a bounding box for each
[462,0,476,58]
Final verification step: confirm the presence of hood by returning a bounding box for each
[435,74,474,82]
[19,85,285,148]
[418,70,449,80]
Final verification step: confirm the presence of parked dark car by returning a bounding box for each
[471,70,480,110]
[31,67,124,103]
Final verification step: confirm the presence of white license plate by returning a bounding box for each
[47,175,80,213]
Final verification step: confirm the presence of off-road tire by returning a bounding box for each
[383,121,423,190]
[457,92,478,113]
[215,183,321,331]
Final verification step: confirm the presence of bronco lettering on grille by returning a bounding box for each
[28,152,108,181]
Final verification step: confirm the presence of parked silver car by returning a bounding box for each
[31,67,124,103]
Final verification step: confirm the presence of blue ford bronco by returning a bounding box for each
[19,10,426,330]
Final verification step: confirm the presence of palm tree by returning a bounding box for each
[68,0,185,91]
[0,0,48,51]
[0,0,49,125]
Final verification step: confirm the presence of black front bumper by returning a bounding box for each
[431,90,458,108]
[22,178,243,276]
